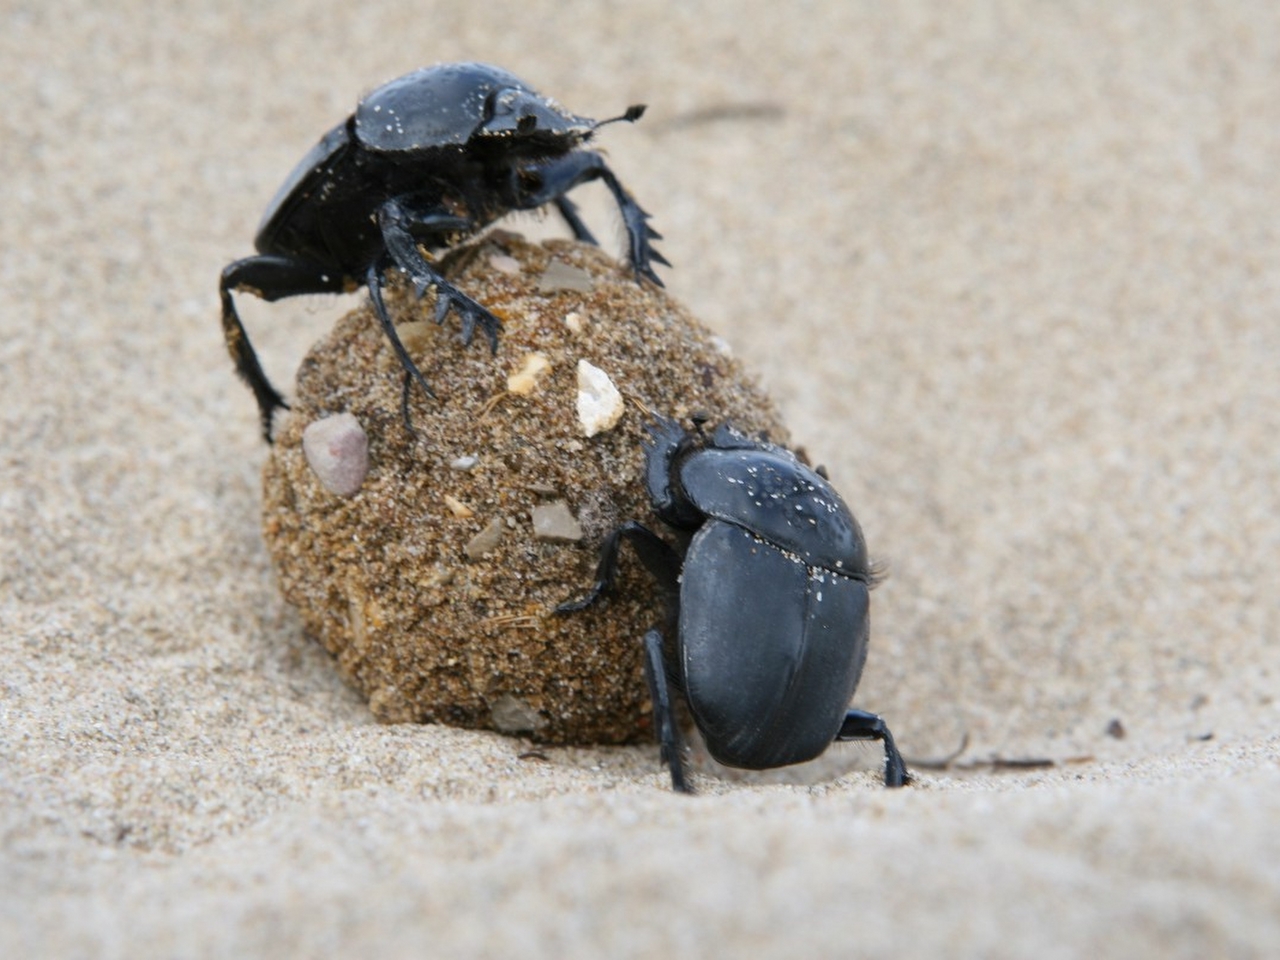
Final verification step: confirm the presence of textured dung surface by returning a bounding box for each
[261,234,787,744]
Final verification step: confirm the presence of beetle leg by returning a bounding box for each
[517,151,669,287]
[836,709,910,788]
[643,628,691,794]
[557,523,690,791]
[376,200,502,352]
[553,196,599,246]
[367,259,439,427]
[599,168,670,287]
[555,520,682,615]
[399,372,418,440]
[219,255,349,442]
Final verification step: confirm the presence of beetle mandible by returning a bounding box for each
[558,416,908,793]
[220,62,665,441]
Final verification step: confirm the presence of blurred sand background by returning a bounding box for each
[2,1,1278,956]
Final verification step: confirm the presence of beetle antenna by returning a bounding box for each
[594,104,647,131]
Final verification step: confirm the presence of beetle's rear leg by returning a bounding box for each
[836,709,909,788]
[377,200,502,352]
[643,628,691,793]
[220,255,349,442]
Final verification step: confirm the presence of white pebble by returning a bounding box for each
[576,360,624,437]
[302,413,368,497]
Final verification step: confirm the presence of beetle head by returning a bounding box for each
[642,416,708,530]
[477,87,593,143]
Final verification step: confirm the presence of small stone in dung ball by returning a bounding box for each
[490,693,547,734]
[464,517,504,561]
[537,258,594,293]
[531,501,584,542]
[507,352,551,395]
[488,253,522,275]
[302,412,368,496]
[443,494,474,519]
[576,359,625,437]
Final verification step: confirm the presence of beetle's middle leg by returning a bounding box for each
[366,258,439,424]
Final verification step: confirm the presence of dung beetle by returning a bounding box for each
[558,416,908,793]
[220,62,666,441]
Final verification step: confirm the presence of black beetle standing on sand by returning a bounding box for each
[220,62,665,441]
[559,416,908,793]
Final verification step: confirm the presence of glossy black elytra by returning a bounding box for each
[220,62,665,440]
[558,416,908,793]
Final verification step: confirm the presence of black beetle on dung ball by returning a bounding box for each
[220,62,665,441]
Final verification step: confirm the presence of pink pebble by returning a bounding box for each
[302,413,369,496]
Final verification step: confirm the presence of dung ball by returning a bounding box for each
[261,234,787,745]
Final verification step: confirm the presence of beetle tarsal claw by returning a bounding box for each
[457,313,476,345]
[433,292,452,325]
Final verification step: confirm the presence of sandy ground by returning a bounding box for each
[3,1,1279,956]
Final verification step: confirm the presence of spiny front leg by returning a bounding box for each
[598,165,670,288]
[518,151,669,288]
